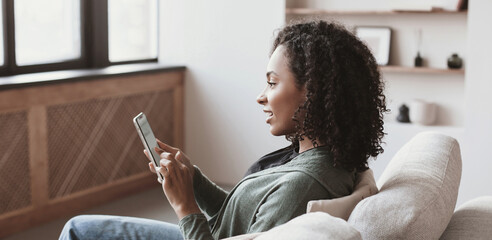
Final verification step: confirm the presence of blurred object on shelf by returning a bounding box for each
[414,28,423,67]
[447,53,463,69]
[410,99,437,125]
[397,104,411,123]
[414,52,423,67]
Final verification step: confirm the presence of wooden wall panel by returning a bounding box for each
[0,111,31,214]
[47,90,174,199]
[0,69,184,238]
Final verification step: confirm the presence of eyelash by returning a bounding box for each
[267,81,276,87]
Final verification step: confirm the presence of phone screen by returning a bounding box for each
[134,113,164,181]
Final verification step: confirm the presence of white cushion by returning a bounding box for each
[440,196,492,240]
[221,232,262,240]
[306,169,378,220]
[348,132,462,239]
[255,212,361,240]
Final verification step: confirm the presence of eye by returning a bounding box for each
[267,81,276,87]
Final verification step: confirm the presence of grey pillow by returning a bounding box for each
[440,196,492,240]
[348,132,462,239]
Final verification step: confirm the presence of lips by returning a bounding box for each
[264,110,273,123]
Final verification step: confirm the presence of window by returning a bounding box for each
[108,0,158,63]
[0,0,159,76]
[0,7,4,67]
[14,0,81,66]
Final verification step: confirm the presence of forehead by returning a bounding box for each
[267,45,289,74]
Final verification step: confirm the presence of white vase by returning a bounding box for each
[409,99,436,125]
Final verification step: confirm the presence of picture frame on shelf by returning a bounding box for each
[355,26,391,66]
[457,0,468,10]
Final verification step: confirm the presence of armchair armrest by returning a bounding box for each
[307,169,378,220]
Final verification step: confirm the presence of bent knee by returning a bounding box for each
[60,215,107,240]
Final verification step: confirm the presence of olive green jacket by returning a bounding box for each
[178,146,355,240]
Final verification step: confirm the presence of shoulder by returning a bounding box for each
[273,171,326,194]
[273,164,355,199]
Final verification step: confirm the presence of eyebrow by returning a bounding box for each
[266,71,279,79]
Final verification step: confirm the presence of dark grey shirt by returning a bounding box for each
[244,145,299,177]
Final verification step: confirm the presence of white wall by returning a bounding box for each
[461,0,492,206]
[159,0,492,207]
[159,0,288,185]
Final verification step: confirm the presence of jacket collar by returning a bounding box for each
[243,146,355,195]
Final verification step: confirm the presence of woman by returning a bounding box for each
[59,20,387,240]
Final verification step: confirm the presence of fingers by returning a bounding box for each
[144,148,164,166]
[175,151,184,164]
[159,156,189,179]
[145,150,158,173]
[159,151,175,160]
[156,139,178,154]
[148,162,156,173]
[154,146,164,155]
[159,159,177,181]
[175,151,194,177]
[159,151,186,169]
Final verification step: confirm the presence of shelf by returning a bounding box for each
[286,8,467,16]
[380,66,465,74]
[384,121,464,141]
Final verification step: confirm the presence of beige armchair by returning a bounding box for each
[224,132,492,240]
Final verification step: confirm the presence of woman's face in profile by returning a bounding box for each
[257,45,306,136]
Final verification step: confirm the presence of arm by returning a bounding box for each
[176,168,229,240]
[179,175,326,240]
[144,140,226,240]
[178,213,214,240]
[193,166,229,217]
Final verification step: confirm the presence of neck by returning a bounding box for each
[298,138,316,153]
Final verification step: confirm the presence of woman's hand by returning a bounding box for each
[143,139,200,220]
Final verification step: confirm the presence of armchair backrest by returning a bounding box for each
[348,132,462,239]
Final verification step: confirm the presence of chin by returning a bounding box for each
[269,126,282,136]
[270,131,283,136]
[269,126,292,137]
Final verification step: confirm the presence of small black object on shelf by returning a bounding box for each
[447,53,463,69]
[414,52,423,67]
[397,104,410,123]
[414,29,423,67]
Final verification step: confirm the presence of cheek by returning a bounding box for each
[269,91,285,114]
[270,90,299,120]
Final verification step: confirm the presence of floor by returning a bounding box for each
[4,186,181,240]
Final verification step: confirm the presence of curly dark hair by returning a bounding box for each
[272,20,388,172]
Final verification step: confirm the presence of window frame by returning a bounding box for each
[0,0,158,77]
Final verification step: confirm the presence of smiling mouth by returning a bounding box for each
[265,112,273,123]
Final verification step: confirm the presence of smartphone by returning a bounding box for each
[133,112,164,183]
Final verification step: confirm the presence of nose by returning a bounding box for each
[257,89,267,105]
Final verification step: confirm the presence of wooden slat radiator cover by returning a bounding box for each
[0,69,184,237]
